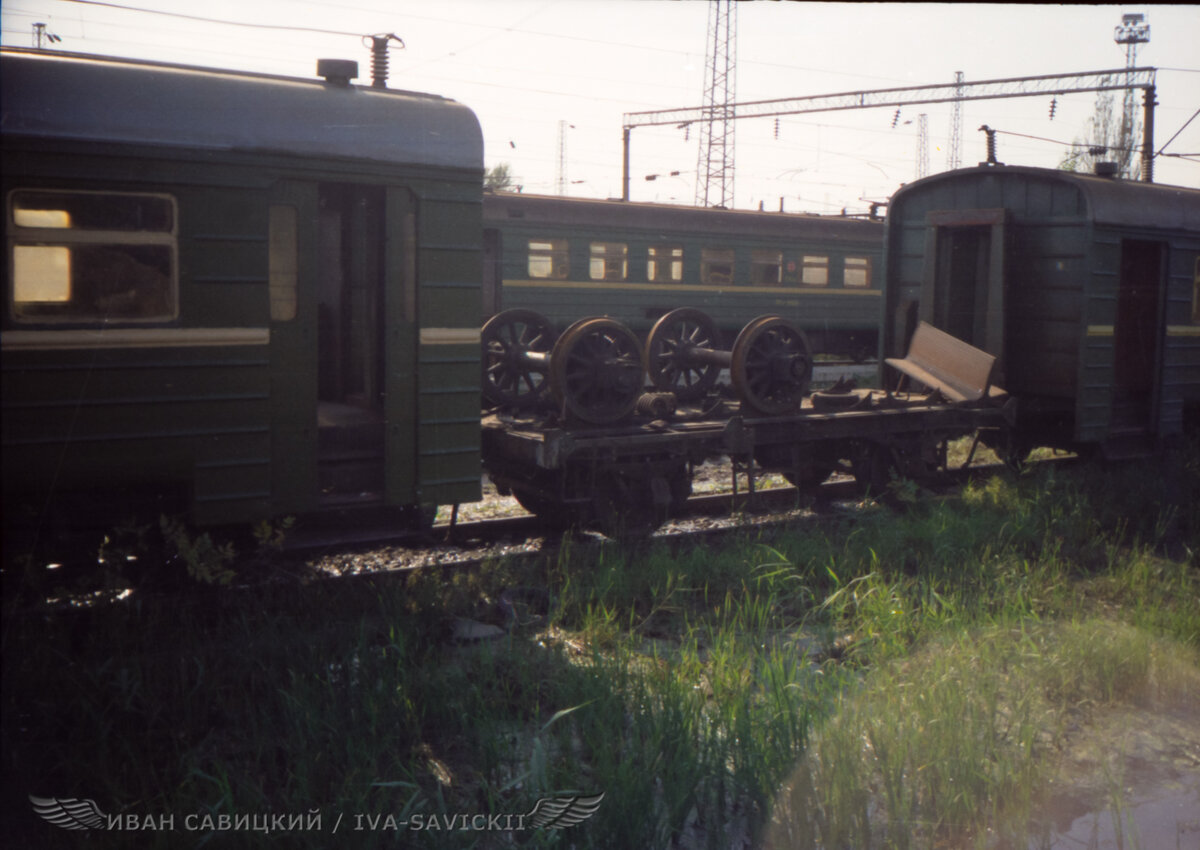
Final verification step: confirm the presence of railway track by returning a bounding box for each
[282,482,824,558]
[290,455,1064,567]
[20,454,1077,614]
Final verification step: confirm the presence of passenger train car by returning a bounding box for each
[882,163,1200,458]
[1,48,484,529]
[483,192,884,358]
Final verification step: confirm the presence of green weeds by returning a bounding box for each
[3,441,1198,848]
[767,620,1199,849]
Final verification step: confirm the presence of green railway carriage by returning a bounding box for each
[483,192,884,358]
[883,164,1200,456]
[1,48,484,528]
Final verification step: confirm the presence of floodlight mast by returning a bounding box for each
[1115,14,1150,57]
[1115,13,1151,180]
[620,67,1159,202]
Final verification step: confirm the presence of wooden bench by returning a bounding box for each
[884,321,996,402]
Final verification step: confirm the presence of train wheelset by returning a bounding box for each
[482,309,644,425]
[643,307,813,415]
[481,307,816,533]
[482,307,814,423]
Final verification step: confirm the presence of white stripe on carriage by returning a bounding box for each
[420,327,482,345]
[2,327,270,350]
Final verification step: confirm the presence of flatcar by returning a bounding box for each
[482,192,884,359]
[882,162,1200,459]
[480,162,1200,531]
[1,48,483,531]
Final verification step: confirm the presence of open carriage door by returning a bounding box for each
[312,184,420,511]
[920,209,1007,379]
[1111,239,1163,434]
[315,184,387,506]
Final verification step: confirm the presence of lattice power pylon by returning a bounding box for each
[556,120,569,195]
[917,114,929,179]
[946,71,964,170]
[695,0,737,208]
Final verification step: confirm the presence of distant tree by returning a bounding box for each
[1058,76,1139,177]
[485,163,516,192]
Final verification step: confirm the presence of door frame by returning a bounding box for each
[920,208,1007,361]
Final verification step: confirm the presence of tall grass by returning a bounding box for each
[765,619,1199,849]
[753,445,1200,849]
[3,440,1198,848]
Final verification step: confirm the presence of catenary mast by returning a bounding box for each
[695,0,737,207]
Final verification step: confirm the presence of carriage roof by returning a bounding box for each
[483,191,881,242]
[0,48,482,172]
[891,164,1200,233]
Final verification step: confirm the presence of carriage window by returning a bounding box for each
[589,242,628,281]
[843,256,872,288]
[648,244,683,282]
[269,205,298,321]
[9,190,176,322]
[701,247,734,285]
[751,249,782,285]
[801,255,829,286]
[528,239,569,279]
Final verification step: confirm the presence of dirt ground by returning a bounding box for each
[1026,699,1200,849]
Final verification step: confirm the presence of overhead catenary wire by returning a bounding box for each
[46,0,368,37]
[5,1,1196,207]
[1157,107,1200,157]
[9,0,950,90]
[991,115,1200,166]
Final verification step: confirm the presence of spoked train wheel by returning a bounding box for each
[481,309,556,408]
[549,317,644,425]
[730,315,813,416]
[643,308,722,403]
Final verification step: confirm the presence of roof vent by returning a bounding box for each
[317,59,358,87]
[1095,161,1119,178]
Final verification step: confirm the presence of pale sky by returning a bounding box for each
[3,1,1198,215]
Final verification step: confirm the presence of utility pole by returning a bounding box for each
[695,0,737,208]
[1114,13,1150,179]
[32,22,62,49]
[556,121,572,195]
[946,71,964,170]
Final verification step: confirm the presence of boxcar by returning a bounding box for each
[883,164,1200,456]
[483,192,884,358]
[1,48,484,528]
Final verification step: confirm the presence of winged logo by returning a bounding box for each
[29,795,109,830]
[525,792,604,829]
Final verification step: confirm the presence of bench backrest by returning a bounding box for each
[883,322,996,402]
